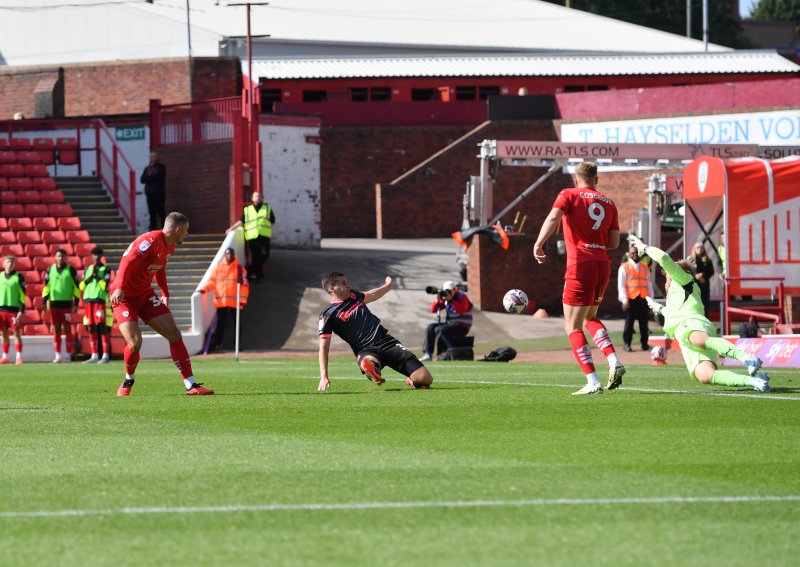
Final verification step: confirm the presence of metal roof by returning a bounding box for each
[0,0,738,67]
[249,51,800,80]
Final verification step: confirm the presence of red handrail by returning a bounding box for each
[723,277,785,335]
[93,119,137,232]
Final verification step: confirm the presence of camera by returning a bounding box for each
[425,286,448,299]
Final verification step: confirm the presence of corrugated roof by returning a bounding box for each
[249,51,800,80]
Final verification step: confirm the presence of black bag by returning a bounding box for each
[482,346,517,362]
[437,347,474,361]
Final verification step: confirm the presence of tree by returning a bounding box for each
[541,1,752,48]
[751,0,800,33]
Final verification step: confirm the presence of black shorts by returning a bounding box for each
[357,333,424,378]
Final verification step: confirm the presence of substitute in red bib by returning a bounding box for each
[533,161,624,395]
[109,212,213,396]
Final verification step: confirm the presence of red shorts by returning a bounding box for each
[113,291,171,325]
[50,306,75,326]
[0,311,20,331]
[83,301,107,327]
[562,261,611,307]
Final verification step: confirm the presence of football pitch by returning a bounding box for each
[1,357,799,566]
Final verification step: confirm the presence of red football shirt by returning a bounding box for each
[109,230,174,299]
[552,187,619,265]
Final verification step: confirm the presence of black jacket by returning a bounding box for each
[141,162,166,195]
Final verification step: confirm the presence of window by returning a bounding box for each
[260,89,282,112]
[370,87,391,101]
[302,90,327,102]
[412,88,436,101]
[478,86,500,100]
[563,85,585,93]
[349,87,368,102]
[455,86,477,101]
[587,85,609,91]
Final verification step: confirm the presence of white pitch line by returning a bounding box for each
[2,495,798,519]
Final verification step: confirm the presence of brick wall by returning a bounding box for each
[158,142,233,234]
[320,125,475,237]
[0,57,241,119]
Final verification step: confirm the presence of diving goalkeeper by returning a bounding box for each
[627,235,770,393]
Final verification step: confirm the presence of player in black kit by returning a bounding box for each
[318,272,433,391]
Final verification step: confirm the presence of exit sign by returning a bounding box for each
[115,126,145,141]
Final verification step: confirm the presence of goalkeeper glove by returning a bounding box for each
[646,296,664,315]
[628,234,647,256]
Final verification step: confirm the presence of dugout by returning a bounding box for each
[682,155,800,334]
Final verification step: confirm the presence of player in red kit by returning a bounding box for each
[533,161,625,395]
[109,212,213,396]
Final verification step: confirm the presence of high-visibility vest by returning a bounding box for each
[80,264,109,302]
[717,244,726,276]
[243,204,272,241]
[1,271,25,309]
[44,264,79,302]
[623,261,649,299]
[206,259,249,309]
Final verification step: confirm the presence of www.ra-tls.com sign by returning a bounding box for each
[115,126,145,141]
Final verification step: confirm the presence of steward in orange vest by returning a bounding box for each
[200,248,249,351]
[617,242,653,352]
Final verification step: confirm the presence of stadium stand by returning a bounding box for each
[25,204,49,217]
[57,217,81,231]
[49,203,73,217]
[25,164,48,177]
[33,138,56,165]
[1,204,25,217]
[42,230,66,244]
[33,218,57,231]
[0,244,24,256]
[10,138,32,151]
[24,243,49,257]
[56,138,79,165]
[8,217,33,231]
[51,242,73,255]
[33,177,57,191]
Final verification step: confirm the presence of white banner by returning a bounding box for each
[561,110,800,146]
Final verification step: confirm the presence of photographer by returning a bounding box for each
[420,281,473,361]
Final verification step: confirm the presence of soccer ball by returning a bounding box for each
[502,289,529,314]
[650,345,667,365]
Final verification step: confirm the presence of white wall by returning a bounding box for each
[260,123,321,249]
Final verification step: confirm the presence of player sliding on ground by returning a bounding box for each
[627,235,769,392]
[318,272,433,391]
[110,212,213,397]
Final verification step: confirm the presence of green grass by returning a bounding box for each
[1,357,799,566]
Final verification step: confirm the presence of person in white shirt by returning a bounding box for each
[618,242,654,352]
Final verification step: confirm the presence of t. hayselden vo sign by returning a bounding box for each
[561,110,800,146]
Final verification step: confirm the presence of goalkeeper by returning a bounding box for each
[628,235,770,392]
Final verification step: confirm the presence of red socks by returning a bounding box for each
[568,330,596,374]
[101,334,110,355]
[124,345,140,376]
[169,339,194,380]
[585,318,616,357]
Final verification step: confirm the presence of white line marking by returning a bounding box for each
[2,495,798,519]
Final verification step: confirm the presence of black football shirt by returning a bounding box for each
[318,290,388,354]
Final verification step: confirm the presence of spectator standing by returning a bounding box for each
[43,248,80,363]
[226,191,275,284]
[533,161,624,395]
[0,255,25,365]
[80,246,112,364]
[141,151,167,231]
[690,241,715,318]
[618,241,654,352]
[199,247,249,351]
[420,280,473,361]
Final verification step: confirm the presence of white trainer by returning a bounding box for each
[98,355,109,364]
[52,353,61,364]
[572,383,603,395]
[750,373,771,393]
[744,356,762,377]
[83,355,99,364]
[419,354,432,362]
[62,353,72,363]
